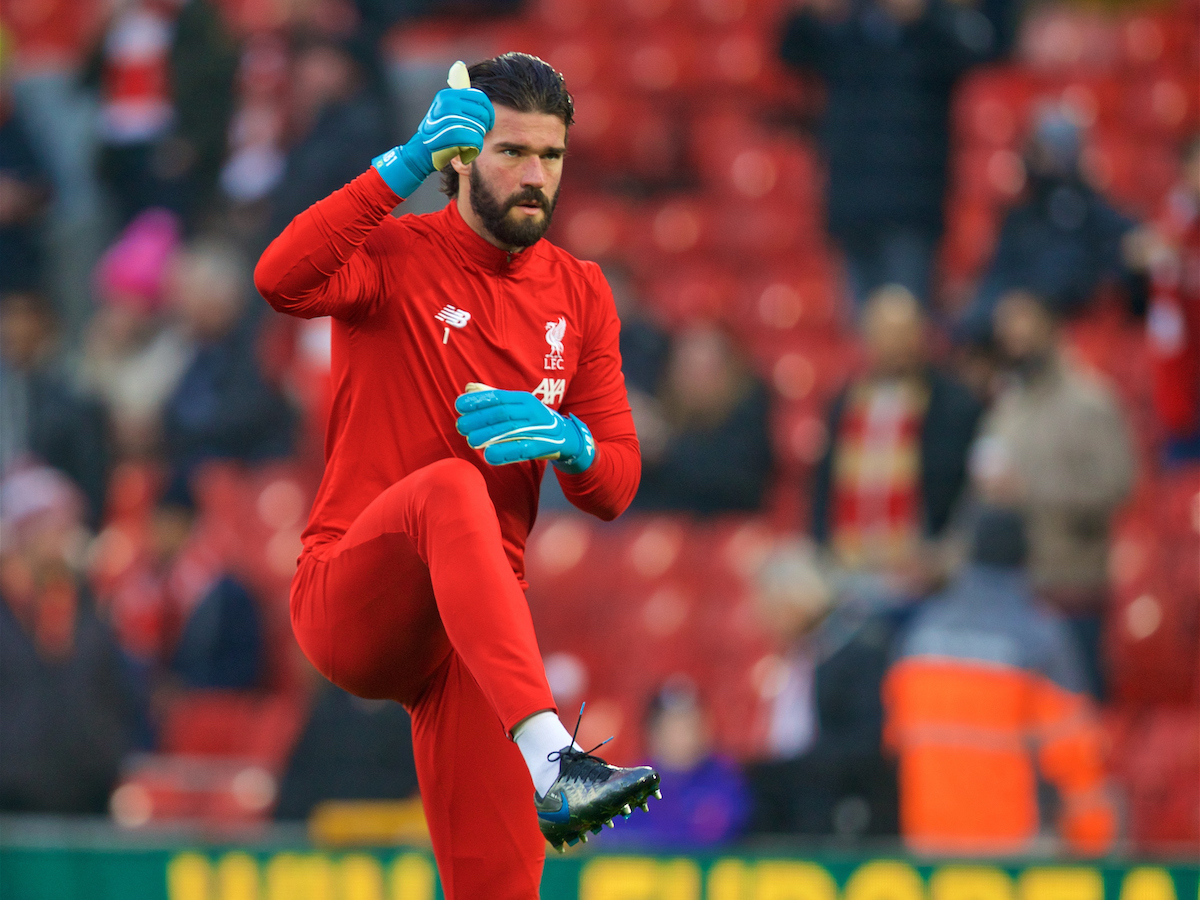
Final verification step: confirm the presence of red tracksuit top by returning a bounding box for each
[255,168,640,582]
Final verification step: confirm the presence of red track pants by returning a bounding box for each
[290,458,554,899]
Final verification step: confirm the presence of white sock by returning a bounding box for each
[512,710,574,796]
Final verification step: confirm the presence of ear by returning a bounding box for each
[450,155,473,178]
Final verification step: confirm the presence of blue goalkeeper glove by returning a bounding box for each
[371,68,494,199]
[455,388,596,474]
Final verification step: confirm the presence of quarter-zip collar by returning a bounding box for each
[442,199,541,276]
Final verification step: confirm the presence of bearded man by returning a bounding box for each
[255,52,659,900]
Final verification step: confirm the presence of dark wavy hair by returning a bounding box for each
[440,52,574,198]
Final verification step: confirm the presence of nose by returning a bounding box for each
[520,155,546,188]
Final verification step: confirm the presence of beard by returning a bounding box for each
[468,166,559,249]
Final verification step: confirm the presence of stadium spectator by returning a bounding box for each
[266,34,390,240]
[884,506,1115,856]
[275,682,420,820]
[607,262,670,398]
[631,323,773,514]
[2,0,107,339]
[218,33,290,229]
[972,291,1135,695]
[165,0,241,227]
[0,84,50,294]
[1144,134,1200,460]
[0,465,140,814]
[82,0,238,228]
[161,237,295,480]
[79,208,189,457]
[92,477,264,692]
[154,479,264,690]
[780,0,998,308]
[83,0,178,223]
[1,0,103,203]
[958,108,1150,344]
[746,541,898,838]
[605,679,750,850]
[0,290,110,524]
[812,286,981,600]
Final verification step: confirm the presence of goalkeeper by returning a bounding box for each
[254,53,659,898]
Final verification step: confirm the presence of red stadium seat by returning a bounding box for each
[643,262,741,325]
[1081,132,1175,215]
[563,93,691,188]
[1124,73,1198,137]
[949,146,1026,205]
[557,87,626,168]
[622,102,692,184]
[1107,499,1200,707]
[626,196,716,265]
[746,332,859,401]
[711,197,822,264]
[538,37,611,94]
[1050,75,1124,132]
[1118,8,1200,73]
[729,264,843,340]
[1108,707,1200,853]
[940,198,1002,287]
[112,755,285,827]
[110,691,305,827]
[159,691,304,764]
[611,32,702,96]
[1156,465,1200,537]
[550,193,635,262]
[527,0,610,36]
[1018,7,1121,72]
[615,0,683,28]
[952,67,1036,148]
[693,132,823,216]
[1118,14,1171,70]
[688,28,801,102]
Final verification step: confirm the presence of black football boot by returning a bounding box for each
[534,704,662,852]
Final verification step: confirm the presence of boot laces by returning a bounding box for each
[547,702,614,785]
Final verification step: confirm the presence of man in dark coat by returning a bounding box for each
[631,324,774,515]
[266,36,391,239]
[0,95,50,294]
[160,239,294,479]
[0,291,110,525]
[747,541,899,838]
[958,110,1148,343]
[781,0,999,308]
[0,467,140,813]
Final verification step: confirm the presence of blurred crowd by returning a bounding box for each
[0,0,1197,859]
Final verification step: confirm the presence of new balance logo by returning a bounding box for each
[435,305,472,328]
[532,378,566,406]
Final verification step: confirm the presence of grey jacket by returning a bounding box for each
[979,353,1134,599]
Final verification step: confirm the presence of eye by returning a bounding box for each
[543,151,563,161]
[502,149,520,158]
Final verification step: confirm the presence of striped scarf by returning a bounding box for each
[830,378,929,571]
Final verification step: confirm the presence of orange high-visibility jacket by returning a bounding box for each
[884,565,1115,855]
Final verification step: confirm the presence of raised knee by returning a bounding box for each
[412,457,490,506]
